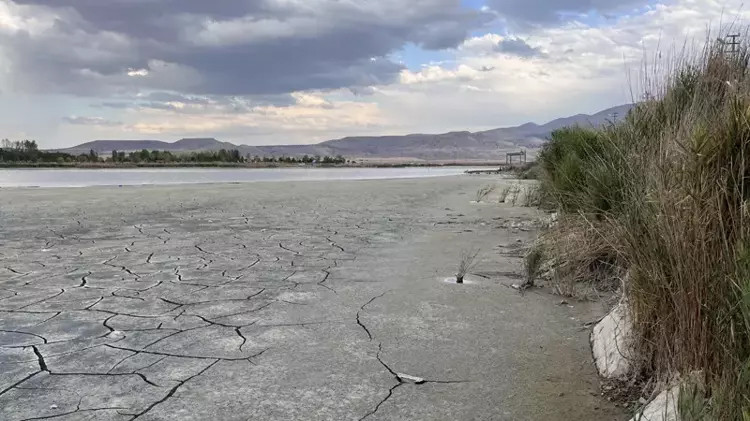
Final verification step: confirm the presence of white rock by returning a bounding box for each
[591,300,634,380]
[397,373,425,384]
[544,212,559,228]
[630,383,680,421]
[631,372,702,421]
[108,330,125,339]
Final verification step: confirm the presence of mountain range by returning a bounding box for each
[57,104,632,160]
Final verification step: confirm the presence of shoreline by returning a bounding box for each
[0,173,473,190]
[0,166,514,189]
[0,161,506,169]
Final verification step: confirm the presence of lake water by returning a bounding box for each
[0,167,494,188]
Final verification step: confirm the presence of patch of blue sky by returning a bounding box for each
[558,10,610,26]
[461,0,486,10]
[559,1,659,26]
[389,0,503,72]
[391,43,455,71]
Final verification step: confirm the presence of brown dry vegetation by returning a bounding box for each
[529,36,750,419]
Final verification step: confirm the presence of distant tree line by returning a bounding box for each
[0,139,350,166]
[0,139,98,163]
[111,149,244,163]
[248,155,347,164]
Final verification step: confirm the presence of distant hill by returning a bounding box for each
[61,138,239,156]
[57,104,633,160]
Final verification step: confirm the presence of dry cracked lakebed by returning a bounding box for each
[0,176,626,420]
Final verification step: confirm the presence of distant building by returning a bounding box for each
[506,150,527,166]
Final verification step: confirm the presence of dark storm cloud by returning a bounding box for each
[495,37,545,58]
[486,0,649,24]
[5,0,490,97]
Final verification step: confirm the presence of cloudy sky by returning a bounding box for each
[0,0,744,148]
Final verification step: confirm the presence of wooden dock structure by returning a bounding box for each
[505,150,527,166]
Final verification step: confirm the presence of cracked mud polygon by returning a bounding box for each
[0,177,625,420]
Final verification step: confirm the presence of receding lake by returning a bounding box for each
[0,167,495,188]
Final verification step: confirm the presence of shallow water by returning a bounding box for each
[0,166,493,188]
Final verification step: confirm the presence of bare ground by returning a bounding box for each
[0,176,625,420]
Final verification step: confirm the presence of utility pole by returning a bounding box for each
[722,33,741,54]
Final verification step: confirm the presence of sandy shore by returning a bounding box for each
[0,176,624,420]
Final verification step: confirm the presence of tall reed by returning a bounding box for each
[535,35,750,418]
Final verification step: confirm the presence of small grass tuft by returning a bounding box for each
[456,248,481,284]
[524,244,544,286]
[496,185,512,203]
[521,184,543,207]
[475,184,496,202]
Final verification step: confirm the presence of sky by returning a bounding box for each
[0,0,746,148]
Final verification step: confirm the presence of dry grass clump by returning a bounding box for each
[475,184,496,202]
[496,183,543,207]
[531,215,623,298]
[496,185,512,203]
[524,244,544,285]
[505,184,523,205]
[530,35,750,418]
[456,248,480,284]
[521,184,543,207]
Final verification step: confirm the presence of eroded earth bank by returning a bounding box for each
[0,176,625,420]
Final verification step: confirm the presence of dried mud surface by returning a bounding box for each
[0,176,624,420]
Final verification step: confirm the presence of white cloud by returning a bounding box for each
[290,92,334,109]
[370,0,750,135]
[0,0,58,35]
[460,33,504,53]
[90,90,386,144]
[399,64,481,85]
[127,68,149,77]
[63,116,122,126]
